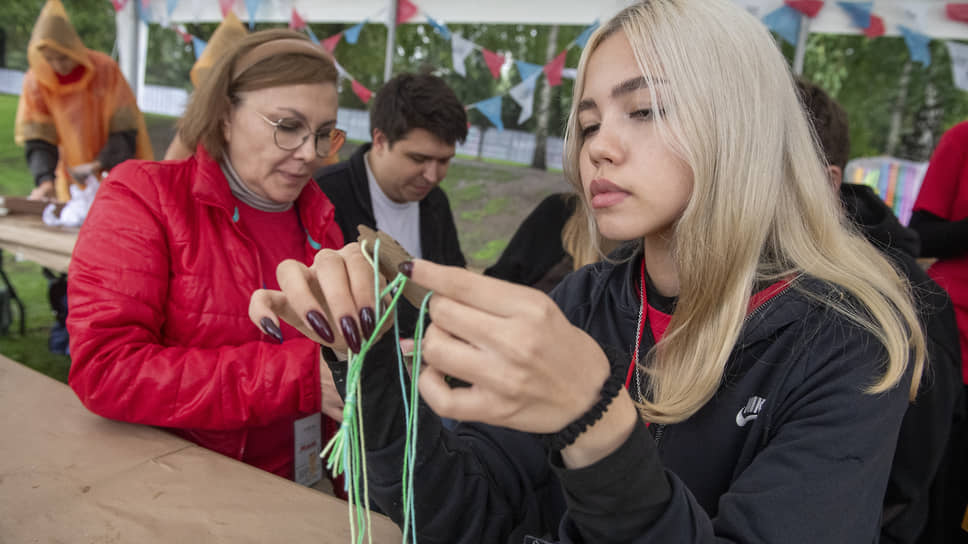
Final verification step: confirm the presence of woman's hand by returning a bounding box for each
[70,160,101,183]
[248,243,382,355]
[28,180,55,201]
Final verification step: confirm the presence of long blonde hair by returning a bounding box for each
[564,0,925,424]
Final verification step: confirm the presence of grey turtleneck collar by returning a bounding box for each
[220,157,293,213]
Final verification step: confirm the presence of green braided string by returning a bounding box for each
[320,239,431,543]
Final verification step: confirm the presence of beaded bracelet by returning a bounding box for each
[540,370,626,451]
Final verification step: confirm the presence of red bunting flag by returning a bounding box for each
[174,25,193,44]
[543,50,567,87]
[785,0,824,18]
[290,8,307,30]
[322,32,343,53]
[948,4,968,24]
[396,0,418,24]
[352,79,373,103]
[111,0,129,11]
[482,49,505,79]
[863,14,885,38]
[219,0,235,17]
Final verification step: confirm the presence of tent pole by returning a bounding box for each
[792,14,810,75]
[115,0,140,99]
[384,0,398,83]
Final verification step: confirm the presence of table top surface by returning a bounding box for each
[0,355,400,543]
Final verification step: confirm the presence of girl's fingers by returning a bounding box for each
[405,259,540,318]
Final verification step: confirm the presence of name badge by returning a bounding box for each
[293,413,323,487]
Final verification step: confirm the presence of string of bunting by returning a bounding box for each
[114,0,968,131]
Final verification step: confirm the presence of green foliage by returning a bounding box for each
[3,0,117,70]
[0,94,33,195]
[472,238,508,262]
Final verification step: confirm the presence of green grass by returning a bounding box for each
[471,239,508,262]
[0,93,71,382]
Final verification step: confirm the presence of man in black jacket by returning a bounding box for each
[314,72,468,335]
[798,78,967,544]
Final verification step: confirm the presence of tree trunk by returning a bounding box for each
[530,24,559,171]
[885,61,912,156]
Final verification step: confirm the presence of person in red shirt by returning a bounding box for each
[67,29,347,494]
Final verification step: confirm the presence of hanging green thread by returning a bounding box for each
[320,239,431,543]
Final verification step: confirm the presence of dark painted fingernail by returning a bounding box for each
[306,310,334,343]
[260,317,283,344]
[340,316,362,353]
[360,307,376,338]
[398,261,413,277]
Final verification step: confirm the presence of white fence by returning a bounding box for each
[1,68,564,170]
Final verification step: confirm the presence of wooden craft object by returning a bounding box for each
[356,225,430,309]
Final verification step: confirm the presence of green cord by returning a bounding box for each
[320,239,431,543]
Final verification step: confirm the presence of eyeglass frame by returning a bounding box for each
[255,112,346,159]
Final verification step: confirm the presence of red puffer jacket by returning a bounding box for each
[67,146,344,483]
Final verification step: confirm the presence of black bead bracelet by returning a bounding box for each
[540,370,625,451]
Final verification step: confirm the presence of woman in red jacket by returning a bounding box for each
[66,29,349,492]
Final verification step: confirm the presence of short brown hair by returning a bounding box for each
[178,29,338,159]
[796,78,850,170]
[370,73,468,147]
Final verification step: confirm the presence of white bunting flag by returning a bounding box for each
[946,41,968,92]
[902,2,933,33]
[509,73,540,124]
[730,0,782,19]
[451,34,476,77]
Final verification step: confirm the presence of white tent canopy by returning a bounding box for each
[117,0,968,102]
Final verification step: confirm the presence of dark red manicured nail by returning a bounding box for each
[359,307,376,338]
[340,316,362,353]
[260,317,283,344]
[306,310,334,343]
[398,261,413,277]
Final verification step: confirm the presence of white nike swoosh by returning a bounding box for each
[736,408,759,427]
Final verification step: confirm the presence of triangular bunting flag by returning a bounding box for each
[451,34,476,77]
[785,0,824,18]
[219,0,235,17]
[192,37,207,59]
[764,5,802,46]
[731,0,776,19]
[396,0,418,24]
[543,50,567,87]
[334,60,349,80]
[946,40,968,91]
[111,0,129,12]
[899,25,932,66]
[352,79,373,103]
[863,13,885,37]
[345,22,365,44]
[290,8,307,30]
[562,68,577,80]
[322,32,343,53]
[574,20,599,48]
[838,2,873,30]
[174,25,193,44]
[948,4,968,24]
[245,0,259,29]
[472,96,504,131]
[138,0,152,23]
[306,27,320,45]
[167,0,178,16]
[509,74,539,124]
[482,49,505,79]
[426,15,451,40]
[515,60,543,82]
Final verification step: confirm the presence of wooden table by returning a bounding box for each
[0,355,401,543]
[0,213,77,273]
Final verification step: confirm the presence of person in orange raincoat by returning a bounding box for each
[15,0,153,203]
[164,12,344,164]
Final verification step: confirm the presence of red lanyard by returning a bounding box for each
[625,258,791,390]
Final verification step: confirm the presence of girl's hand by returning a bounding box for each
[248,243,382,355]
[406,259,614,435]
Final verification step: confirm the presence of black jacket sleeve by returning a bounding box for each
[25,139,58,186]
[909,209,968,259]
[97,130,138,172]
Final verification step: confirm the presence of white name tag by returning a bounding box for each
[293,413,323,487]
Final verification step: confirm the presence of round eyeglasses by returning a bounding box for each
[256,112,346,159]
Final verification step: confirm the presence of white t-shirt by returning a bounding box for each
[364,153,422,259]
